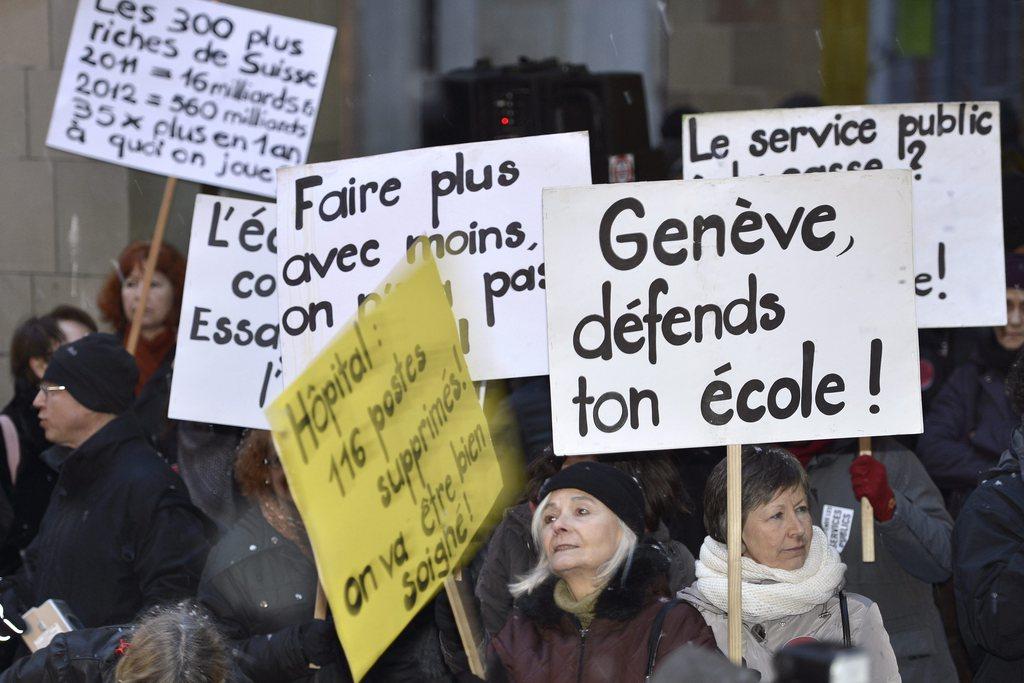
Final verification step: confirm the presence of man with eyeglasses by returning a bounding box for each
[0,333,209,665]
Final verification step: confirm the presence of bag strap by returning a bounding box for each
[0,415,19,487]
[839,591,852,648]
[646,598,683,679]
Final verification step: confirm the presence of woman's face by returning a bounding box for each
[741,486,812,571]
[540,487,621,579]
[995,288,1024,350]
[121,265,174,334]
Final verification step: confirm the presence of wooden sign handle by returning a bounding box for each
[313,582,327,619]
[726,443,743,664]
[308,581,327,670]
[125,176,178,355]
[440,379,490,677]
[858,436,875,563]
[444,572,486,677]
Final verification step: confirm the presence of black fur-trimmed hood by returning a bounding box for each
[515,541,672,627]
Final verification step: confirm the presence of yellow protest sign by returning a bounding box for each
[267,252,504,681]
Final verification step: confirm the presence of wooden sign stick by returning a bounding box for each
[440,378,490,677]
[445,572,486,676]
[125,176,178,355]
[726,443,743,665]
[308,582,327,670]
[313,582,327,619]
[858,436,875,562]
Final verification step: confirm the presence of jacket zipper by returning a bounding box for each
[574,617,589,683]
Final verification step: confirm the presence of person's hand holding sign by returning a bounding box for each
[299,616,343,667]
[850,455,896,522]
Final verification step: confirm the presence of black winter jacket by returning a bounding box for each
[0,625,128,682]
[199,504,339,682]
[199,504,450,682]
[953,423,1024,682]
[918,337,1018,515]
[6,413,210,629]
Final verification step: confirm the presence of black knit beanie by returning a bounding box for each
[42,333,138,414]
[539,461,646,536]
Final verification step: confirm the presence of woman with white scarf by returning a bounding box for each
[679,446,901,682]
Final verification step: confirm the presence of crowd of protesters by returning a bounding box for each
[3,131,1024,682]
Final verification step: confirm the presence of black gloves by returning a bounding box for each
[298,617,343,667]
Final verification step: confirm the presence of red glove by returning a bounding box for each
[850,455,896,522]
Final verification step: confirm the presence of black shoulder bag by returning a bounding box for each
[645,598,684,679]
[839,591,852,647]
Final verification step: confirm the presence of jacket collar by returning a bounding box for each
[59,413,147,487]
[515,542,670,628]
[995,422,1024,478]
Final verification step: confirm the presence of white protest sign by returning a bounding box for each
[170,195,281,428]
[47,0,335,197]
[275,132,592,382]
[682,103,1004,328]
[544,170,922,455]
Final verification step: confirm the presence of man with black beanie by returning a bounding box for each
[0,334,209,665]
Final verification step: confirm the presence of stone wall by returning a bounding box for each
[0,0,127,408]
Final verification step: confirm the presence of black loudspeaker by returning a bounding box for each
[422,57,661,182]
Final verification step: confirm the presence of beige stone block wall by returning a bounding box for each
[0,3,144,405]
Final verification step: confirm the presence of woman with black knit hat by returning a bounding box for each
[487,461,715,682]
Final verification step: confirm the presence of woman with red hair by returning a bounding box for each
[97,241,187,460]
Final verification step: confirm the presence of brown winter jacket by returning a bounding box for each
[488,544,717,682]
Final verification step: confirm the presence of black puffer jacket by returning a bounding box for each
[5,413,210,628]
[953,423,1024,681]
[199,504,450,682]
[0,625,253,682]
[0,626,129,682]
[199,504,340,682]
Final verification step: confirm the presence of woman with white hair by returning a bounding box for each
[488,462,715,682]
[679,446,901,682]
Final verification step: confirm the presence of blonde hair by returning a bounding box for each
[115,602,229,683]
[508,492,638,598]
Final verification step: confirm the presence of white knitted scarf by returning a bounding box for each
[694,526,846,622]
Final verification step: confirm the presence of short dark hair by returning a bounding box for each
[9,316,63,386]
[47,304,98,333]
[703,445,808,543]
